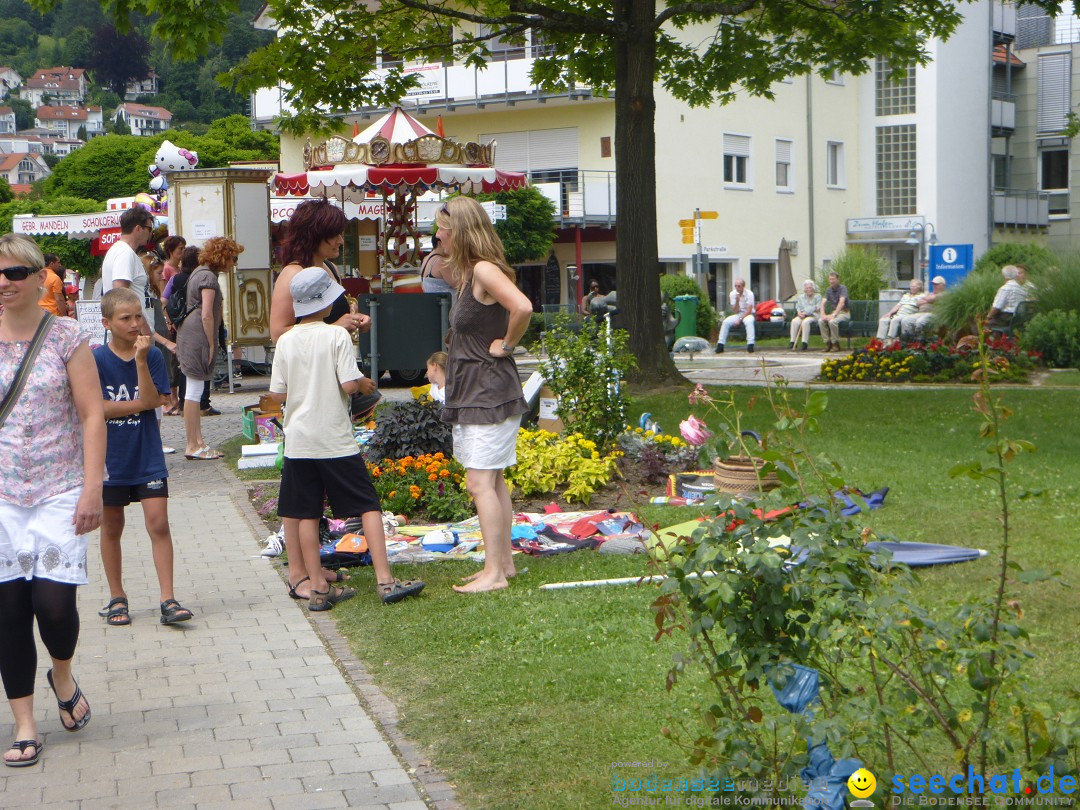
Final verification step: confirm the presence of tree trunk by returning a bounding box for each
[613,0,682,385]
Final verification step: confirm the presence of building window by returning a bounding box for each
[826,69,845,86]
[1037,52,1071,134]
[775,138,793,191]
[876,124,917,216]
[1040,147,1070,215]
[723,133,751,187]
[826,141,845,188]
[875,57,916,116]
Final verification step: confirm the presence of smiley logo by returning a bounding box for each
[848,768,877,799]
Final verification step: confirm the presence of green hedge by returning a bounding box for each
[659,273,717,338]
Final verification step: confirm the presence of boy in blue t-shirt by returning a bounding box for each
[93,288,193,627]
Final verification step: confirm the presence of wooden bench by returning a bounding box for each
[722,302,795,343]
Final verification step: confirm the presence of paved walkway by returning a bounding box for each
[0,376,451,809]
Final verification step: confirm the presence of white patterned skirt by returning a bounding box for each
[452,416,520,470]
[0,488,89,585]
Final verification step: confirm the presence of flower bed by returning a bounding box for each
[819,335,1040,383]
[369,452,472,522]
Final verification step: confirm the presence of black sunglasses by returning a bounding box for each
[0,265,40,281]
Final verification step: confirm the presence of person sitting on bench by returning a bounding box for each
[714,278,755,354]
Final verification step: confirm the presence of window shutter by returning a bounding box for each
[479,127,578,171]
[775,139,792,164]
[1037,53,1071,134]
[723,134,751,157]
[480,130,528,170]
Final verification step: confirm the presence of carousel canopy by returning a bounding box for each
[274,166,527,198]
[355,107,434,144]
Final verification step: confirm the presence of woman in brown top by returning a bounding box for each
[437,197,532,594]
[177,236,242,460]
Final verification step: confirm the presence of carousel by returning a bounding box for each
[273,106,527,290]
[272,107,527,382]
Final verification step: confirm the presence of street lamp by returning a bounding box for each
[904,222,938,286]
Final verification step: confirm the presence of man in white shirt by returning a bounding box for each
[714,278,756,354]
[101,207,155,336]
[988,265,1027,329]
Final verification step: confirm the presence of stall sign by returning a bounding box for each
[76,300,107,350]
[91,228,122,255]
[12,210,123,237]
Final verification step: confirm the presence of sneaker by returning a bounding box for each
[714,343,724,354]
[801,342,809,351]
[201,407,222,416]
[161,445,176,455]
[261,530,284,557]
[747,344,755,353]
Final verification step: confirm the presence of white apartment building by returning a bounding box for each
[115,103,172,136]
[22,67,87,108]
[0,106,15,134]
[0,152,50,188]
[254,1,1045,310]
[0,67,21,100]
[125,71,161,101]
[34,105,102,139]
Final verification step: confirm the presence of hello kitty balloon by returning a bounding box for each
[149,140,199,176]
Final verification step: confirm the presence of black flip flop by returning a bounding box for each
[46,669,90,732]
[287,576,311,600]
[4,739,42,768]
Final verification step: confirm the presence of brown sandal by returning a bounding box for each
[308,585,357,612]
[377,579,426,604]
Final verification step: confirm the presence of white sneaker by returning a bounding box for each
[261,529,284,557]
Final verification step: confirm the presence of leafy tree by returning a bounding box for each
[7,96,34,131]
[0,177,12,204]
[473,185,555,265]
[89,24,149,98]
[0,18,38,63]
[42,153,61,169]
[48,0,104,38]
[0,195,106,278]
[62,25,93,67]
[50,0,1063,380]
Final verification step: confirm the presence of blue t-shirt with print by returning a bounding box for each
[93,344,171,487]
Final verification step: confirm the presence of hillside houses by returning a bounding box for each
[114,103,172,136]
[23,67,88,107]
[34,105,105,139]
[0,67,21,100]
[0,152,50,194]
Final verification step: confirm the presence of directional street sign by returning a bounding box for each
[681,228,696,244]
[678,219,696,227]
[697,211,719,219]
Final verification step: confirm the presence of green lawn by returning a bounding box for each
[240,385,1080,807]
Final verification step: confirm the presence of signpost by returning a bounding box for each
[928,244,973,288]
[678,209,719,287]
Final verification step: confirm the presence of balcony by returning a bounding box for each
[991,92,1016,133]
[251,46,599,126]
[992,1,1016,42]
[992,188,1049,228]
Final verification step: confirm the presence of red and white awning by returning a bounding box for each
[354,108,435,145]
[13,210,124,239]
[274,165,527,199]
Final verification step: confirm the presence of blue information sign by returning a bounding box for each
[928,244,974,288]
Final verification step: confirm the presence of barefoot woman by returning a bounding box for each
[436,198,532,594]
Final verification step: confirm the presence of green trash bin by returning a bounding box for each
[672,295,699,340]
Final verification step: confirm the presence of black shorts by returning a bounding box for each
[277,455,381,520]
[103,479,169,507]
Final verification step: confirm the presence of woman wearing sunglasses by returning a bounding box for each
[435,197,532,594]
[0,234,105,767]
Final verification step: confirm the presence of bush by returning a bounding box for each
[933,270,1003,336]
[505,429,621,505]
[1020,310,1080,369]
[520,312,545,349]
[973,242,1056,276]
[820,247,887,301]
[1035,252,1080,316]
[363,399,452,460]
[369,452,471,522]
[538,316,637,449]
[659,273,718,338]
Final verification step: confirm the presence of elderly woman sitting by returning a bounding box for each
[789,279,821,351]
[877,279,923,345]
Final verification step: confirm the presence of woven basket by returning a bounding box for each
[713,455,780,494]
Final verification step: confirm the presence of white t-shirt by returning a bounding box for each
[101,240,151,320]
[269,322,363,459]
[729,287,756,316]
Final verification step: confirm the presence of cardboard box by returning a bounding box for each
[242,404,284,444]
[537,385,564,433]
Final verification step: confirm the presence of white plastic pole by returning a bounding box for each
[539,571,717,591]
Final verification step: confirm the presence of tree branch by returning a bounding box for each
[390,0,618,37]
[654,0,758,30]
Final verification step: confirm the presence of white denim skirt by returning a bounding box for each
[452,416,520,470]
[0,488,89,585]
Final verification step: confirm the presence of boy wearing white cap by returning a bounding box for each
[269,267,425,609]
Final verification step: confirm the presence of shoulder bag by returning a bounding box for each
[0,313,56,430]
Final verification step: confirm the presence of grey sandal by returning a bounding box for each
[377,579,426,604]
[308,585,357,612]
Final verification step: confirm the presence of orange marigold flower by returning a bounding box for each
[439,469,450,478]
[388,490,397,498]
[428,473,437,481]
[434,452,445,460]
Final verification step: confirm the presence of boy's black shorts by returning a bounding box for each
[278,454,381,519]
[103,479,169,507]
